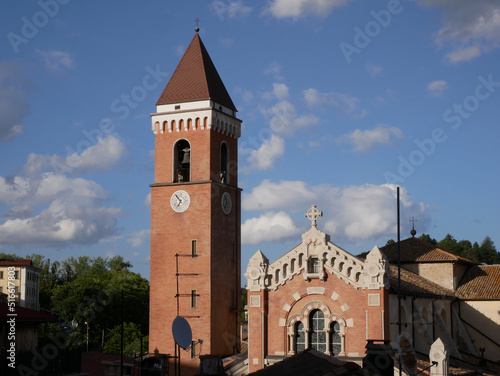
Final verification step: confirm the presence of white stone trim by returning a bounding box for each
[278,318,286,327]
[341,303,349,312]
[283,303,291,312]
[249,296,261,308]
[368,293,381,306]
[346,318,354,327]
[306,287,325,295]
[331,292,339,301]
[293,292,301,301]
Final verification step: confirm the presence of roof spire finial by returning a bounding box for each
[305,205,323,228]
[194,17,200,33]
[410,216,417,238]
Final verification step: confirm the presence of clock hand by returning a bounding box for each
[175,194,182,205]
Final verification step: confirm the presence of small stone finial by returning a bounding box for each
[306,205,323,228]
[194,17,200,32]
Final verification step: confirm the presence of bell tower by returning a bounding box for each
[149,31,242,371]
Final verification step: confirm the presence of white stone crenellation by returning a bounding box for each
[151,100,241,139]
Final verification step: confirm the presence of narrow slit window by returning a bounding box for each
[191,240,197,257]
[191,290,197,308]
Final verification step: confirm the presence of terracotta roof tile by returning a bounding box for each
[0,259,33,266]
[156,33,236,111]
[0,302,57,322]
[388,264,456,298]
[380,238,476,264]
[456,265,500,300]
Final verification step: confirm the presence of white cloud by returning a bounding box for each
[0,195,122,246]
[263,100,320,136]
[211,0,252,20]
[0,175,31,204]
[243,180,320,211]
[144,192,151,208]
[416,0,500,62]
[246,134,285,172]
[266,0,353,19]
[445,45,481,63]
[365,63,383,76]
[127,229,151,247]
[337,125,403,153]
[263,62,283,80]
[65,134,128,173]
[303,88,364,117]
[36,50,75,71]
[273,83,289,100]
[0,169,123,247]
[0,61,30,142]
[242,211,299,244]
[427,80,448,97]
[242,181,428,244]
[25,134,128,175]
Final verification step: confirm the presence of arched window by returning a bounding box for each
[173,139,190,182]
[330,321,341,355]
[295,321,305,353]
[309,309,326,353]
[220,142,229,184]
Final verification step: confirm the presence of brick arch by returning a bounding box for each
[301,301,331,320]
[328,314,347,332]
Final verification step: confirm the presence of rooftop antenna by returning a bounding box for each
[410,216,417,238]
[194,17,200,32]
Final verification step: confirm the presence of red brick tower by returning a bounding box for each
[149,31,242,373]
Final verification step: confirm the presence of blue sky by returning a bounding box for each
[1,0,499,282]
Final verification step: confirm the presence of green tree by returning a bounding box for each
[241,288,247,323]
[0,252,22,260]
[51,259,149,350]
[478,236,499,264]
[437,234,459,254]
[103,322,148,357]
[418,234,437,245]
[386,239,395,246]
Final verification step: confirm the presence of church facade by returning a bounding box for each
[245,207,391,374]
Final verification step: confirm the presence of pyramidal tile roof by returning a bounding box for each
[156,33,236,111]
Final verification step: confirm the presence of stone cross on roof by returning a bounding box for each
[306,205,323,228]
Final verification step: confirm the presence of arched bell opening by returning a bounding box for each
[220,141,229,184]
[173,139,191,182]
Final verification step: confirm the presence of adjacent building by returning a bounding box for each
[0,259,40,311]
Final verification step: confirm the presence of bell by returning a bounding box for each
[181,149,190,164]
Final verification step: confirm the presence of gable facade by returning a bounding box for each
[245,206,391,373]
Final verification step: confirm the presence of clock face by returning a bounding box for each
[221,192,232,214]
[171,190,190,213]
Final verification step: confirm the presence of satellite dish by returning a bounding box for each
[172,316,192,350]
